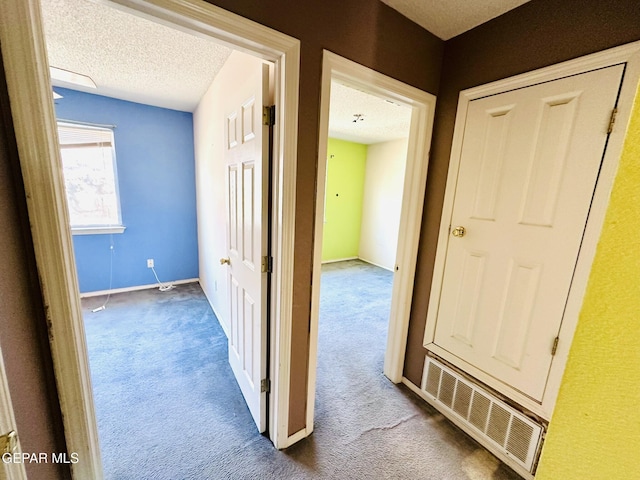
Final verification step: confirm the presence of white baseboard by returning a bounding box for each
[321,256,394,272]
[358,256,394,272]
[401,376,428,400]
[198,280,230,338]
[282,427,312,449]
[321,256,358,264]
[210,303,230,338]
[79,278,199,298]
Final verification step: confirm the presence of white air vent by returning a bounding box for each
[421,356,543,475]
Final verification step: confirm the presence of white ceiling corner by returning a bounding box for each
[379,0,532,40]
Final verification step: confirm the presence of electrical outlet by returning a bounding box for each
[147,258,154,268]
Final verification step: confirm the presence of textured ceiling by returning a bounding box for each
[380,0,532,40]
[40,0,531,130]
[40,0,232,112]
[329,81,412,144]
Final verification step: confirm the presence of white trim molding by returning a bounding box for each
[71,226,126,235]
[79,278,199,298]
[307,51,436,432]
[0,349,28,480]
[0,1,103,477]
[423,40,640,420]
[0,1,299,478]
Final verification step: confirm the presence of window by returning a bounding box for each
[57,122,125,234]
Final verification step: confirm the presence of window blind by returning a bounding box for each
[57,123,113,147]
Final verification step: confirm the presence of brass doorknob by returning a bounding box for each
[220,257,231,265]
[452,226,466,238]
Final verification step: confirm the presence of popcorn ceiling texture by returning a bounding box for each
[536,85,640,479]
[40,0,232,111]
[329,81,412,144]
[40,0,414,136]
[379,0,531,40]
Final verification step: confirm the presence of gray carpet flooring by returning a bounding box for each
[83,259,520,479]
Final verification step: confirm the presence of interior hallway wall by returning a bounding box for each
[404,0,640,385]
[400,0,640,476]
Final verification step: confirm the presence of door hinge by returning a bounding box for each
[261,255,273,273]
[607,107,618,134]
[551,336,559,356]
[260,378,271,393]
[263,105,275,126]
[0,430,17,455]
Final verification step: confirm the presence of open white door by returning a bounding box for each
[0,352,27,480]
[222,56,270,432]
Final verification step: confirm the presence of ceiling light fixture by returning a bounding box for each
[49,66,97,89]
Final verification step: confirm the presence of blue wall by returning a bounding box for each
[55,88,198,293]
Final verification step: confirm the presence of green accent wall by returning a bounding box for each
[322,138,367,262]
[536,85,640,479]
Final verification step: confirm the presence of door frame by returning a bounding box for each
[424,41,640,420]
[0,351,27,480]
[307,51,436,432]
[0,0,299,477]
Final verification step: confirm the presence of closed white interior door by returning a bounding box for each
[432,65,624,401]
[224,60,270,432]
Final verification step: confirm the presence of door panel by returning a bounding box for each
[224,59,269,432]
[433,65,624,401]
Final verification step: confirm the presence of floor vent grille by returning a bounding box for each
[421,356,543,474]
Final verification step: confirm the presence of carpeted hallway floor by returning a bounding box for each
[83,259,521,479]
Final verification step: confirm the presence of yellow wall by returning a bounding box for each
[322,138,367,261]
[535,85,640,479]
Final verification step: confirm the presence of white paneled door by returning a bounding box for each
[433,65,624,401]
[223,61,270,432]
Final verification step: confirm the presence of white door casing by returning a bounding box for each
[307,51,436,437]
[0,353,27,480]
[224,62,270,432]
[425,42,640,419]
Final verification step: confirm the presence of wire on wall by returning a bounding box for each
[92,235,115,312]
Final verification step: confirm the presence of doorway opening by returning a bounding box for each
[41,0,275,475]
[0,0,299,477]
[316,80,412,417]
[307,52,436,432]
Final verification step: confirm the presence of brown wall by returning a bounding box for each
[404,0,640,385]
[203,0,443,434]
[0,55,69,479]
